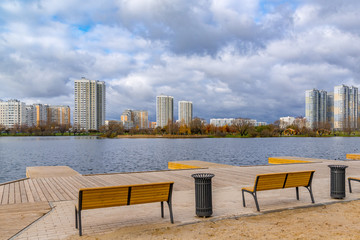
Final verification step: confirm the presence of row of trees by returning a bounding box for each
[1,118,358,137]
[0,123,74,136]
[100,118,342,138]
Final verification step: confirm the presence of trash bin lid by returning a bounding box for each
[191,173,215,179]
[328,165,348,169]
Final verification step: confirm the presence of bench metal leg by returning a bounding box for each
[296,187,299,200]
[75,208,78,229]
[167,201,174,224]
[242,190,246,207]
[161,202,164,218]
[242,190,260,211]
[78,210,82,236]
[349,178,353,193]
[305,186,315,203]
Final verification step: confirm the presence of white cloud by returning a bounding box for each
[1,0,360,123]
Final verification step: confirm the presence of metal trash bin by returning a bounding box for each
[191,173,215,217]
[328,165,348,199]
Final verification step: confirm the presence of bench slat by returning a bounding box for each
[256,174,287,191]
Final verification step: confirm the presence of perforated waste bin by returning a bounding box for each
[191,173,215,217]
[328,165,348,199]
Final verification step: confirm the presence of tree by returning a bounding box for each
[190,118,205,134]
[231,119,253,136]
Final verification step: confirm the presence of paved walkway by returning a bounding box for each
[2,158,360,239]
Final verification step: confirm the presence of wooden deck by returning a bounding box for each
[2,158,360,205]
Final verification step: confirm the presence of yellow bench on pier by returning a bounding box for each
[75,182,174,236]
[242,171,315,211]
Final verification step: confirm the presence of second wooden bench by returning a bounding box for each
[242,171,315,211]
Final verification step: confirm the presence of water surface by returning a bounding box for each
[0,136,359,183]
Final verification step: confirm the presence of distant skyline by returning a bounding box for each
[1,1,360,123]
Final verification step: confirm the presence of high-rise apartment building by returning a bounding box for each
[334,84,358,130]
[0,99,26,128]
[178,101,193,125]
[74,77,106,131]
[133,110,149,129]
[34,104,48,126]
[305,89,327,128]
[120,109,149,129]
[48,105,71,126]
[156,95,173,128]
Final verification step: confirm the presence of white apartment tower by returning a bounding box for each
[334,84,358,130]
[178,101,193,125]
[74,77,106,131]
[0,99,26,128]
[156,95,173,128]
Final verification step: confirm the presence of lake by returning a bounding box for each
[1,136,359,183]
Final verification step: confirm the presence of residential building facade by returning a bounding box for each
[334,84,358,130]
[210,118,234,127]
[74,77,106,131]
[156,95,173,128]
[305,89,327,128]
[178,101,193,125]
[48,105,71,126]
[279,116,295,129]
[0,99,26,128]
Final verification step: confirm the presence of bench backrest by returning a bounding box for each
[78,182,174,211]
[254,171,314,191]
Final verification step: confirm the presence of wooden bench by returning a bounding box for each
[348,177,360,193]
[242,171,315,211]
[75,182,174,236]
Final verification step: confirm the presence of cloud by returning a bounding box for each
[1,0,360,123]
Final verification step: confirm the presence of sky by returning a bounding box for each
[1,0,360,123]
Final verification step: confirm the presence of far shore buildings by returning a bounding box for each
[305,85,358,130]
[156,95,174,128]
[209,118,266,127]
[120,109,149,129]
[0,99,26,128]
[0,99,70,128]
[178,101,193,125]
[74,77,106,131]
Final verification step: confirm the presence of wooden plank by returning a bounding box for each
[47,177,71,201]
[27,179,42,202]
[75,175,99,188]
[0,185,4,204]
[14,182,22,204]
[80,175,108,187]
[1,184,10,204]
[86,176,112,187]
[52,177,77,200]
[43,178,66,201]
[39,178,60,201]
[19,181,28,203]
[33,179,52,202]
[8,183,15,204]
[70,176,91,189]
[23,180,35,203]
[59,177,80,195]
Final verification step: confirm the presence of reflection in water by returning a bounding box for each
[0,136,359,183]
